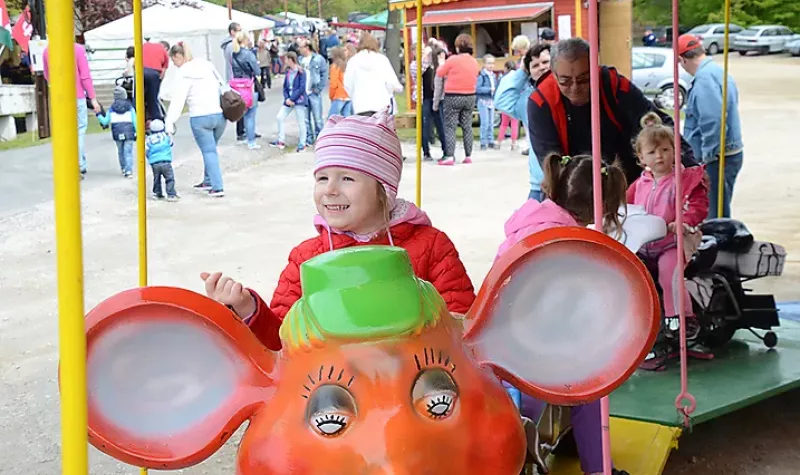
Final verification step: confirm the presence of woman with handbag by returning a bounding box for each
[165,42,228,198]
[231,32,263,150]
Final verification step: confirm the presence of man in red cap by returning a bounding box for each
[677,34,743,218]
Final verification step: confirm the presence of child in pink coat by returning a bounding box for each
[627,112,709,342]
[496,153,630,475]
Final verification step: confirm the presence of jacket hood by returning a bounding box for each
[177,58,214,80]
[110,99,133,114]
[503,199,578,238]
[350,50,384,72]
[220,38,233,49]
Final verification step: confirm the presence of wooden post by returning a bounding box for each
[471,23,477,57]
[318,0,322,19]
[403,11,412,112]
[436,25,440,39]
[227,0,232,20]
[575,0,582,38]
[507,20,512,56]
[599,0,632,77]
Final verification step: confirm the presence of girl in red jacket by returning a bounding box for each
[627,112,709,346]
[201,110,475,350]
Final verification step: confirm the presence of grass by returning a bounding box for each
[0,119,106,152]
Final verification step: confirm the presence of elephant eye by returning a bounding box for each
[307,385,357,437]
[412,368,459,420]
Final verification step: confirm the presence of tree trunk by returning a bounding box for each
[385,6,402,76]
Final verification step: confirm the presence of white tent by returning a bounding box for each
[84,0,273,100]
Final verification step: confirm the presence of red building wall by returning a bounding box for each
[404,0,589,40]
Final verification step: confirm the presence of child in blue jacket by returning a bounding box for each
[476,54,497,150]
[96,86,136,177]
[145,119,178,201]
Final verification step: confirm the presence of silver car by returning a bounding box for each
[734,25,798,55]
[631,47,693,109]
[686,23,744,55]
[787,38,800,56]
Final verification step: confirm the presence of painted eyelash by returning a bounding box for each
[301,365,354,398]
[414,348,456,373]
[314,414,347,426]
[426,394,454,418]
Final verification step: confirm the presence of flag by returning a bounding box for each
[12,6,32,52]
[0,0,11,31]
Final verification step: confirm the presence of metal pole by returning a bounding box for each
[134,0,148,291]
[575,0,582,38]
[48,0,88,473]
[415,0,423,207]
[717,0,732,217]
[587,0,611,474]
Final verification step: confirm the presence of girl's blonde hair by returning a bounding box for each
[634,112,674,156]
[232,31,249,54]
[511,35,531,54]
[169,41,193,61]
[330,46,348,72]
[542,153,628,236]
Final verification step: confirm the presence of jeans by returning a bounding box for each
[327,99,352,120]
[271,56,282,75]
[244,102,258,146]
[151,162,176,197]
[143,68,163,121]
[277,105,308,148]
[478,101,495,146]
[116,140,134,174]
[260,66,272,89]
[706,151,743,219]
[528,188,545,202]
[306,92,323,144]
[422,98,445,157]
[189,113,227,192]
[77,98,88,172]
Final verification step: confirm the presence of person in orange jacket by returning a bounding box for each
[327,46,353,118]
[200,111,475,350]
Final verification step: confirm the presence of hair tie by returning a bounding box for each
[601,166,608,176]
[560,155,571,165]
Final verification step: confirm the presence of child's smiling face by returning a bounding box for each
[314,167,387,235]
[639,138,675,178]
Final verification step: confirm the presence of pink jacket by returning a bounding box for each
[627,165,709,251]
[43,43,96,100]
[496,199,578,259]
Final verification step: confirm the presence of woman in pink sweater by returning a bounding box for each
[43,43,100,178]
[436,34,480,166]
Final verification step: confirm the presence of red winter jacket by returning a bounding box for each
[247,223,476,350]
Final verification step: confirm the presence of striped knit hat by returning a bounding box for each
[313,110,404,205]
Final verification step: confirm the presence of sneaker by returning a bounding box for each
[151,193,165,200]
[685,318,701,343]
[488,142,496,149]
[208,190,225,198]
[255,133,262,139]
[123,171,133,178]
[269,140,285,150]
[237,139,247,145]
[296,146,306,153]
[236,135,246,142]
[193,183,212,192]
[511,141,518,151]
[521,147,529,156]
[166,195,180,202]
[638,347,671,371]
[462,157,473,164]
[248,143,262,150]
[438,158,455,166]
[480,145,487,151]
[423,155,435,162]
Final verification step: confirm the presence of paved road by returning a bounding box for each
[0,85,318,219]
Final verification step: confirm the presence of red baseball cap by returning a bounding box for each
[677,34,703,56]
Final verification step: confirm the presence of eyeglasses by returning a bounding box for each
[554,72,591,87]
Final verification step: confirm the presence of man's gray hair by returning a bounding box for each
[550,38,591,69]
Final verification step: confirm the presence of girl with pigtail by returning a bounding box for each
[495,153,630,475]
[628,112,709,353]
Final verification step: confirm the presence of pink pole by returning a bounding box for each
[672,0,697,427]
[587,1,612,474]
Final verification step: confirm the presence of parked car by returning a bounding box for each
[734,25,798,55]
[649,25,692,48]
[786,37,800,56]
[631,47,692,110]
[686,23,744,54]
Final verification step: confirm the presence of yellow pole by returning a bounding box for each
[134,0,148,289]
[415,0,423,207]
[48,1,88,474]
[507,21,512,56]
[717,0,732,217]
[436,25,440,39]
[575,0,582,38]
[402,12,412,114]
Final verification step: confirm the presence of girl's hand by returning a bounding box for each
[200,272,256,319]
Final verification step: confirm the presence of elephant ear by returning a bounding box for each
[464,227,659,406]
[78,287,276,470]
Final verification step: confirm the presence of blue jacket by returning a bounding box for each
[145,131,173,165]
[494,69,543,192]
[231,48,260,80]
[684,58,744,164]
[97,99,137,141]
[283,68,307,106]
[476,69,495,99]
[303,53,329,93]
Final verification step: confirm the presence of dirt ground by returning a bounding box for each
[0,53,798,475]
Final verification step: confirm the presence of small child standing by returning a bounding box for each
[145,120,179,201]
[476,54,497,150]
[96,86,136,177]
[628,112,709,346]
[496,60,520,151]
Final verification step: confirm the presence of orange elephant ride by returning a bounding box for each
[80,227,659,474]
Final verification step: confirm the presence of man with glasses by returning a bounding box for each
[677,34,743,219]
[527,38,697,185]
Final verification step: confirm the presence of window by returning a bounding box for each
[738,28,758,37]
[632,52,659,69]
[713,27,726,35]
[652,53,666,68]
[781,28,794,36]
[730,25,743,33]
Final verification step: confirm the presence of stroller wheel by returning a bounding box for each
[763,331,778,348]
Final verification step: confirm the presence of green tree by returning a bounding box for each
[634,0,800,30]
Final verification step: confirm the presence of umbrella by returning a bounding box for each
[263,14,292,28]
[275,24,309,37]
[357,10,388,28]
